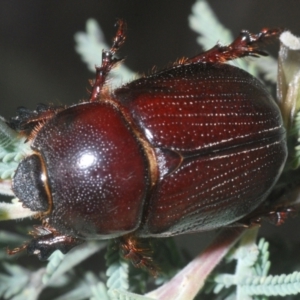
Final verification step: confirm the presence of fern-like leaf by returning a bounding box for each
[0,117,32,182]
[188,0,277,83]
[0,263,29,299]
[44,241,105,287]
[240,271,300,297]
[74,19,135,87]
[105,240,130,293]
[0,198,37,220]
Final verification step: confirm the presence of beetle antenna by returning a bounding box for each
[89,20,126,102]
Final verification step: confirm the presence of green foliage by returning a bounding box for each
[105,240,130,293]
[203,232,300,299]
[74,19,135,87]
[0,263,30,299]
[189,0,278,83]
[0,241,106,300]
[0,117,31,181]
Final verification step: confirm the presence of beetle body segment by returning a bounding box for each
[31,102,149,239]
[115,63,287,236]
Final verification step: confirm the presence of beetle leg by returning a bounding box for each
[6,243,28,256]
[118,234,159,276]
[7,226,83,260]
[26,232,83,260]
[235,206,296,228]
[89,20,126,102]
[186,28,282,64]
[249,206,296,226]
[8,104,65,140]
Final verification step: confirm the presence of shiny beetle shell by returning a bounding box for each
[115,63,287,236]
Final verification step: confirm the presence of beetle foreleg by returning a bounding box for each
[7,225,83,260]
[6,243,28,256]
[8,103,65,140]
[26,232,83,260]
[186,28,282,64]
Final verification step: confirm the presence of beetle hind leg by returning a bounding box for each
[89,20,126,102]
[186,28,282,64]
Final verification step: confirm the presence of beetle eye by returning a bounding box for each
[12,154,50,211]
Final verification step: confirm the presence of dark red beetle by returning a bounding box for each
[8,21,287,272]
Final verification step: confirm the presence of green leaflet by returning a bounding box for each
[0,117,32,182]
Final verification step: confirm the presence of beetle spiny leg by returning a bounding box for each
[89,20,126,102]
[8,104,64,139]
[236,205,295,227]
[262,206,296,226]
[6,243,28,256]
[186,27,283,64]
[119,235,160,277]
[6,225,52,256]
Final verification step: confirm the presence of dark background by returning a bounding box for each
[0,0,299,118]
[0,0,300,270]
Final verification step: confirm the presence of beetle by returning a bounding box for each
[7,21,287,272]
